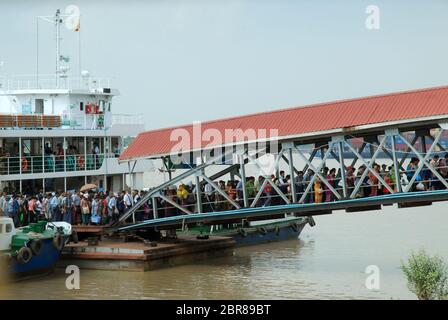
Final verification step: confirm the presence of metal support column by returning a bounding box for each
[19,137,22,193]
[42,137,45,173]
[285,144,297,203]
[63,137,67,172]
[336,139,348,198]
[390,134,402,193]
[19,137,22,176]
[152,196,158,219]
[195,173,203,213]
[239,154,249,207]
[84,136,87,171]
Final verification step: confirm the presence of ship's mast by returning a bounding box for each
[54,9,62,88]
[37,9,79,89]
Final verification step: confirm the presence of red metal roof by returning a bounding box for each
[120,86,448,161]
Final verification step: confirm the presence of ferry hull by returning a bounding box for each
[231,221,307,246]
[7,237,67,280]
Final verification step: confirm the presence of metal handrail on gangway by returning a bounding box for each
[117,189,448,231]
[111,149,238,227]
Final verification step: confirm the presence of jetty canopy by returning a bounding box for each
[120,86,448,161]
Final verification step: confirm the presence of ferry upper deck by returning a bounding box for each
[0,74,148,194]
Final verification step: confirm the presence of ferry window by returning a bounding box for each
[0,224,3,234]
[35,99,44,114]
[108,103,111,112]
[5,224,12,233]
[80,102,84,111]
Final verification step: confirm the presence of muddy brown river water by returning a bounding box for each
[1,202,447,299]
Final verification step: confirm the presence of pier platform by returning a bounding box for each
[58,235,235,271]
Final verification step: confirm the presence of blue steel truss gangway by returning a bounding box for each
[117,190,448,232]
[111,128,448,232]
[112,87,448,233]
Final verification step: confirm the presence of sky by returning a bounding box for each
[1,0,448,131]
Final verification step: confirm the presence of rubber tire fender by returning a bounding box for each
[258,227,268,235]
[30,239,42,255]
[17,247,33,264]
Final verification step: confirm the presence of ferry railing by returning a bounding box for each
[0,153,118,175]
[111,114,145,126]
[0,113,142,131]
[0,114,61,129]
[0,75,111,91]
[128,169,448,223]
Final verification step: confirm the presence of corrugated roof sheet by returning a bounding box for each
[120,86,448,161]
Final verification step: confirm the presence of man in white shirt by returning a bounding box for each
[49,192,59,221]
[123,190,133,210]
[108,192,117,223]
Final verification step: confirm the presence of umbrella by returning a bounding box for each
[80,183,98,192]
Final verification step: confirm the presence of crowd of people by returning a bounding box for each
[1,153,448,227]
[0,190,143,228]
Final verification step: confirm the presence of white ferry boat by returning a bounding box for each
[0,9,149,194]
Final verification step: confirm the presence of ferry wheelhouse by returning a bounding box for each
[0,10,149,194]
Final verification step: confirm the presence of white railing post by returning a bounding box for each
[84,136,87,171]
[19,137,22,176]
[63,137,67,173]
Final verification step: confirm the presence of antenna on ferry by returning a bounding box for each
[55,9,63,87]
[36,8,81,88]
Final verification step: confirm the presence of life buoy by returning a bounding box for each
[77,156,85,169]
[16,247,32,264]
[21,157,28,172]
[258,227,268,235]
[29,239,42,255]
[237,228,248,237]
[53,233,64,250]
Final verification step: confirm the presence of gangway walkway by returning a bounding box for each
[117,190,448,231]
[112,86,448,233]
